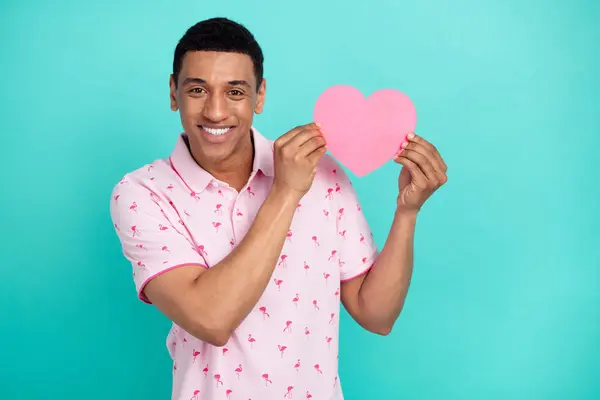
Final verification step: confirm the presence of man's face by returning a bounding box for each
[169,51,266,163]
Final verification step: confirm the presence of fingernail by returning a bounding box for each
[407,132,415,140]
[315,122,322,128]
[401,141,409,148]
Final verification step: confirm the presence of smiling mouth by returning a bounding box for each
[200,126,234,136]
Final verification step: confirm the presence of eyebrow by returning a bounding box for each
[182,77,251,88]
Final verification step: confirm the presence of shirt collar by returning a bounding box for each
[168,126,274,194]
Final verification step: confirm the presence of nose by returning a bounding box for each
[202,92,228,122]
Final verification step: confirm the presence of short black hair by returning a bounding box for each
[173,17,264,92]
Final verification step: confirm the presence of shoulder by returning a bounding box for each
[109,158,171,217]
[111,156,173,192]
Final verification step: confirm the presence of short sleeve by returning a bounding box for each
[109,177,207,303]
[333,167,379,281]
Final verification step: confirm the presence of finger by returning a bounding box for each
[407,133,447,172]
[287,127,324,149]
[298,135,327,157]
[394,156,428,188]
[400,141,445,179]
[275,122,320,147]
[306,144,328,164]
[395,148,439,184]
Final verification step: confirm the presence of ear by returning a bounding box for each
[169,74,179,111]
[254,78,266,114]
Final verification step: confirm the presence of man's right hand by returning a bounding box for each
[272,122,328,197]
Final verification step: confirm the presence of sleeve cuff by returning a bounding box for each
[340,260,376,282]
[137,263,208,304]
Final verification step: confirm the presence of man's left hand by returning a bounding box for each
[393,132,448,213]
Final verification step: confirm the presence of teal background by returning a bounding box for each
[1,0,598,398]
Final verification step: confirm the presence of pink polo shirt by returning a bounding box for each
[110,127,378,400]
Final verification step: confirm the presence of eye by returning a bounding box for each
[230,90,244,96]
[189,88,205,94]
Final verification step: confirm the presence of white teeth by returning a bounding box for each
[203,126,232,136]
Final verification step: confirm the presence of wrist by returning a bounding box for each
[394,205,419,221]
[269,183,303,209]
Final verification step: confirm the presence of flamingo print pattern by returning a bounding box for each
[110,128,378,400]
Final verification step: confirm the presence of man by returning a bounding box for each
[110,17,447,400]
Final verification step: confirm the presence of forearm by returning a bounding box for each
[358,209,417,331]
[192,185,300,340]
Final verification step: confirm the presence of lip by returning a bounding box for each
[200,125,234,129]
[198,125,235,142]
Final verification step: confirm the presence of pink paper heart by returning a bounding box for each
[313,85,417,177]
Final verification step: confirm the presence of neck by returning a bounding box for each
[187,131,255,192]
